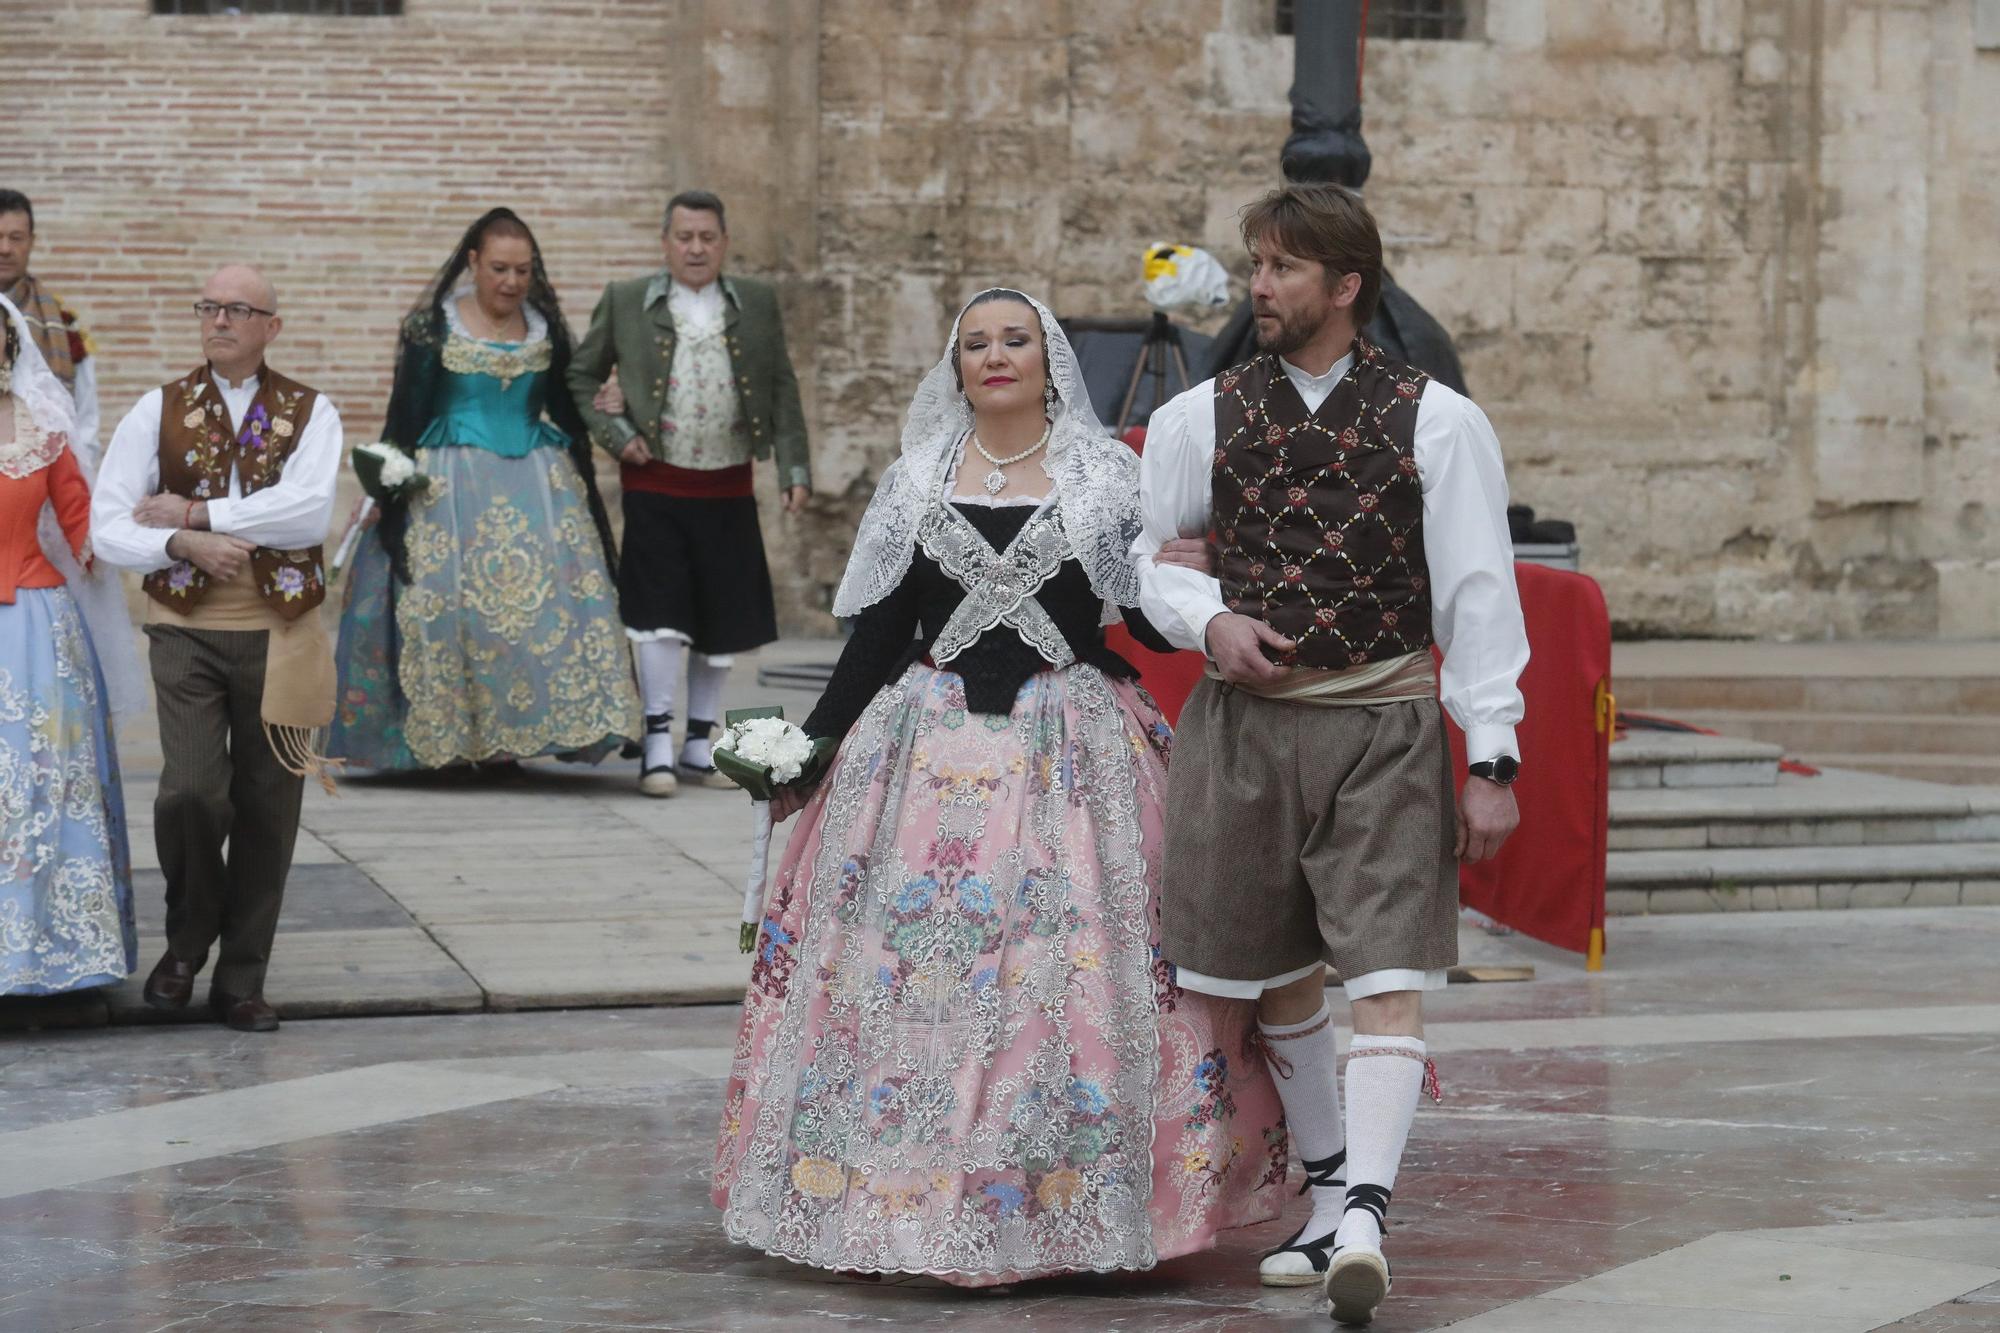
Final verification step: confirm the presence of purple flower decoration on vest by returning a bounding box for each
[237,403,272,450]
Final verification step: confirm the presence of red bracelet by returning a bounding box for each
[185,499,196,530]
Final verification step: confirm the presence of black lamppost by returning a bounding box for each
[1206,1,1470,394]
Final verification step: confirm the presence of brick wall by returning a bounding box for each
[8,0,1998,639]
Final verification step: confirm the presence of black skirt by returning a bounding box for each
[617,491,779,655]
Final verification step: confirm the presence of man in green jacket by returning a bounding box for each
[568,190,811,797]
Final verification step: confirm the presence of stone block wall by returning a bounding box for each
[7,0,1996,639]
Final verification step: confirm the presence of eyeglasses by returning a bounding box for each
[194,301,275,322]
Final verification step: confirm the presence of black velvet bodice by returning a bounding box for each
[803,503,1171,740]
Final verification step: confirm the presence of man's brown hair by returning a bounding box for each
[1241,182,1383,328]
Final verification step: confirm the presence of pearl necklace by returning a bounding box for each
[971,420,1053,496]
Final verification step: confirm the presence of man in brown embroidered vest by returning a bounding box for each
[93,264,343,1034]
[1134,184,1529,1322]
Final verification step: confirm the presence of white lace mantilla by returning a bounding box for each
[832,291,1143,626]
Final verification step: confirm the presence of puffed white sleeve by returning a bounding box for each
[1131,382,1229,653]
[90,390,176,573]
[1415,382,1528,762]
[202,396,343,550]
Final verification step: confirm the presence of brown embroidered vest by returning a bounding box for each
[141,365,327,621]
[1211,344,1432,669]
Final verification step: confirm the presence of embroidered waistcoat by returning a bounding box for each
[141,365,327,621]
[1210,345,1433,668]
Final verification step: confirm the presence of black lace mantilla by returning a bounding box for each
[804,503,1172,741]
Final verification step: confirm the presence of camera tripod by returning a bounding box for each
[1116,310,1194,431]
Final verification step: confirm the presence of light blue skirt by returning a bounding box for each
[0,586,138,995]
[330,443,639,771]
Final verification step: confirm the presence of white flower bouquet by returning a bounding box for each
[713,707,835,952]
[333,442,444,576]
[350,441,436,502]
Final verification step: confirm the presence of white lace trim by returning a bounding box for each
[443,288,550,347]
[919,497,1074,669]
[947,492,1046,508]
[0,392,68,479]
[831,291,1145,621]
[0,295,76,480]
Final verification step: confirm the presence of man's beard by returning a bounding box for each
[1254,305,1321,357]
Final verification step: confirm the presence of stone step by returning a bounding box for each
[1609,768,2000,851]
[1616,674,2000,715]
[1666,710,2000,758]
[1605,841,2000,915]
[1610,640,2000,717]
[1608,730,1782,789]
[1796,752,2000,788]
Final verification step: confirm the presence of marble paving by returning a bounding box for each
[0,643,840,1032]
[4,908,1999,1330]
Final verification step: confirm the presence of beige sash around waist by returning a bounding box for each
[145,567,338,789]
[1205,648,1438,707]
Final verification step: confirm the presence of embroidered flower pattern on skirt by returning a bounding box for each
[330,443,636,770]
[712,663,1284,1283]
[0,588,137,995]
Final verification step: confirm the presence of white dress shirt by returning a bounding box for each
[91,370,344,573]
[1132,352,1528,763]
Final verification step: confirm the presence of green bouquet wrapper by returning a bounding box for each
[715,707,836,951]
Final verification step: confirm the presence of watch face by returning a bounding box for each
[1493,755,1520,783]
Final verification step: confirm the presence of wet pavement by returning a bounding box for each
[4,908,1998,1330]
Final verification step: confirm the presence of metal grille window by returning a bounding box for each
[1276,0,1476,41]
[152,0,403,14]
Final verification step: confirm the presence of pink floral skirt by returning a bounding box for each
[712,662,1285,1284]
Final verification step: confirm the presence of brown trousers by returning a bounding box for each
[146,626,304,996]
[1160,678,1460,985]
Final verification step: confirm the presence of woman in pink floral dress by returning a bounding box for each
[711,291,1286,1284]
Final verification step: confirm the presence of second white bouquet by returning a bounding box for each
[712,708,835,952]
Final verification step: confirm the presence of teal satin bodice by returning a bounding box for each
[417,334,570,458]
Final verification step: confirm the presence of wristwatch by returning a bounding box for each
[1467,755,1520,787]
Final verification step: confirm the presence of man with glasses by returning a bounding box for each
[92,264,343,1034]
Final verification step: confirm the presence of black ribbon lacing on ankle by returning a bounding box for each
[644,711,674,735]
[1345,1182,1392,1234]
[1299,1149,1347,1195]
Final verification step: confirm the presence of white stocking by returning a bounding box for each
[635,638,683,769]
[1260,1002,1346,1241]
[1336,1033,1427,1252]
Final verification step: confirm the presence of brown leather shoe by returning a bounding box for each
[141,950,204,1011]
[208,990,279,1033]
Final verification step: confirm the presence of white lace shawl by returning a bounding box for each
[4,293,149,721]
[830,290,1143,622]
[0,293,77,480]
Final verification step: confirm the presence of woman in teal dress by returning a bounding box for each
[331,209,639,771]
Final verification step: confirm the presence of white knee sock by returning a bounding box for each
[1260,1001,1346,1242]
[635,639,683,769]
[682,653,730,766]
[1336,1033,1428,1252]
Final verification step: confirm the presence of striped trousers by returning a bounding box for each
[145,626,304,997]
